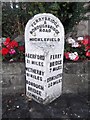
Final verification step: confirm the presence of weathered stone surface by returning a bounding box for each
[1,61,89,95]
[25,13,65,104]
[64,62,88,74]
[14,35,24,43]
[76,20,88,37]
[2,62,25,74]
[63,74,88,85]
[63,73,88,94]
[0,62,2,73]
[88,61,90,73]
[2,74,25,87]
[0,108,2,120]
[2,86,25,95]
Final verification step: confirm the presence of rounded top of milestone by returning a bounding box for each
[25,13,64,50]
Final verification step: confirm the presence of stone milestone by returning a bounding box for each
[25,13,64,104]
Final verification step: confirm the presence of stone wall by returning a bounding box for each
[63,62,89,94]
[76,20,89,37]
[1,62,25,95]
[1,61,89,95]
[66,3,90,38]
[75,3,90,37]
